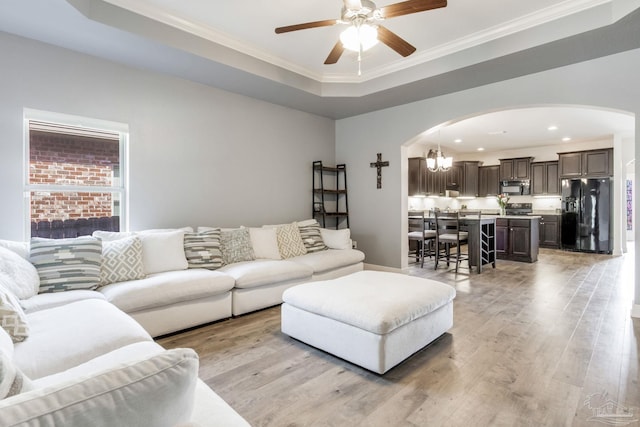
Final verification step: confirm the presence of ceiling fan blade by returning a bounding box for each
[380,0,447,19]
[324,41,345,64]
[344,0,363,9]
[275,19,338,34]
[377,25,416,57]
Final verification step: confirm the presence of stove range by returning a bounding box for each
[505,203,533,216]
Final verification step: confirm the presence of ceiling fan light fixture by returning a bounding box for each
[340,23,378,52]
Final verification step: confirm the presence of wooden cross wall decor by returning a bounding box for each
[370,153,389,189]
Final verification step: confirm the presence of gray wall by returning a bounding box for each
[0,32,335,239]
[336,48,640,306]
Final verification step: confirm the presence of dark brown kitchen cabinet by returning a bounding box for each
[426,170,444,196]
[408,157,427,196]
[444,163,463,191]
[446,161,481,197]
[539,215,560,248]
[495,218,539,262]
[558,148,612,178]
[500,157,533,180]
[531,161,559,195]
[479,165,500,196]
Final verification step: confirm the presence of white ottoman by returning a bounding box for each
[281,270,456,374]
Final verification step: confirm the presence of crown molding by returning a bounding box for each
[103,0,612,85]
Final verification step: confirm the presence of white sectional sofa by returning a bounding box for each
[0,219,364,425]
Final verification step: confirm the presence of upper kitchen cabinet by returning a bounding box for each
[447,161,481,197]
[408,157,427,196]
[558,148,613,178]
[478,165,500,197]
[531,161,559,195]
[500,157,533,180]
[409,157,445,196]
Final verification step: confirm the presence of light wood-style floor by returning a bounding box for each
[158,249,639,427]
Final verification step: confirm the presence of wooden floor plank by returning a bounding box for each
[158,249,640,427]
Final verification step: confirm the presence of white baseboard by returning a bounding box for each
[363,263,403,273]
[632,304,640,318]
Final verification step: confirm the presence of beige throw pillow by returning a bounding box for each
[274,223,307,259]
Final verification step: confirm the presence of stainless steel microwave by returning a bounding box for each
[500,180,530,195]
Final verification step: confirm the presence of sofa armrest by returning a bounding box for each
[0,348,198,427]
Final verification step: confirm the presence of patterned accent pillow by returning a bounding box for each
[0,282,30,342]
[275,223,307,259]
[297,220,328,253]
[184,229,223,270]
[0,348,34,398]
[30,236,102,293]
[220,228,255,265]
[100,236,145,286]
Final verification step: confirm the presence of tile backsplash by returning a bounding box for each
[409,195,561,213]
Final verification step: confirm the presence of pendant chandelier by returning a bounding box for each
[426,143,452,172]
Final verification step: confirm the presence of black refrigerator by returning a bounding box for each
[561,178,612,254]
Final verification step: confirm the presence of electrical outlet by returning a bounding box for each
[352,240,357,249]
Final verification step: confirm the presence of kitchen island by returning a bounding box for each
[494,215,540,262]
[422,215,496,273]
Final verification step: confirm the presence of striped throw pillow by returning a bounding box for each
[297,220,328,253]
[184,229,223,270]
[30,237,102,293]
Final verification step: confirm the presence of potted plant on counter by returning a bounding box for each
[497,193,510,216]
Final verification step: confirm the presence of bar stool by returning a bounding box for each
[434,211,469,273]
[408,211,436,268]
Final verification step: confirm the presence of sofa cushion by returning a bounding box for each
[218,259,313,289]
[34,341,164,389]
[248,227,281,260]
[14,299,152,379]
[184,229,223,270]
[20,290,106,314]
[0,327,12,358]
[0,246,40,299]
[100,236,145,286]
[282,271,456,334]
[30,236,102,293]
[289,249,365,274]
[221,228,255,265]
[319,228,352,250]
[297,219,327,253]
[138,230,188,275]
[0,283,30,343]
[0,240,29,260]
[0,348,198,427]
[0,349,34,399]
[99,269,235,313]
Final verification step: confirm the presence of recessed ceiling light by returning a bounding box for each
[477,147,485,151]
[454,139,462,143]
[548,125,558,131]
[488,130,507,135]
[562,137,571,142]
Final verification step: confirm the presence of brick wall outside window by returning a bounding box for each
[29,131,120,221]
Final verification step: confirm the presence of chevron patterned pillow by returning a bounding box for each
[100,236,145,286]
[0,281,30,343]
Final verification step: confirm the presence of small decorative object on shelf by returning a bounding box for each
[497,193,510,216]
